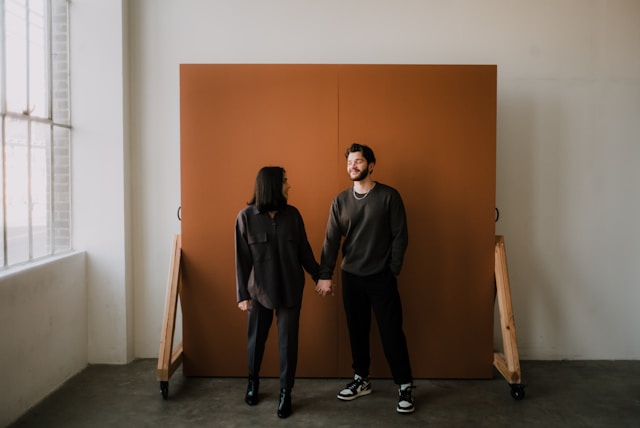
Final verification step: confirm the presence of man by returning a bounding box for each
[315,143,415,414]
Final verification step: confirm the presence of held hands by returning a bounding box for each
[239,280,333,310]
[315,279,335,297]
[238,300,252,312]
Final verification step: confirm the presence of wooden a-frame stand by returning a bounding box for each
[157,234,184,399]
[156,234,525,399]
[493,235,526,399]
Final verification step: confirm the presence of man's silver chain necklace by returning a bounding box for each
[353,182,376,200]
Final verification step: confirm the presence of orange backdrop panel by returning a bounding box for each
[180,64,496,379]
[179,64,341,377]
[337,65,496,378]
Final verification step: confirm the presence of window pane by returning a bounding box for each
[1,0,70,269]
[5,0,29,113]
[29,0,49,118]
[5,118,30,265]
[53,125,70,252]
[52,0,70,124]
[31,122,51,258]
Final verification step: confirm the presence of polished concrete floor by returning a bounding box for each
[8,359,640,427]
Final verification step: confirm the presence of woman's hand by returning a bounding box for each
[315,279,335,297]
[238,300,252,311]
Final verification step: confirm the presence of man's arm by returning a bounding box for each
[316,199,341,296]
[319,199,342,279]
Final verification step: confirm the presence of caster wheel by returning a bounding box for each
[510,384,525,400]
[160,381,169,400]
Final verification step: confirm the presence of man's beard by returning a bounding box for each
[350,167,369,182]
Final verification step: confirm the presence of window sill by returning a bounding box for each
[0,251,85,279]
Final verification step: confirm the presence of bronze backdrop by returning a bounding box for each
[179,64,496,379]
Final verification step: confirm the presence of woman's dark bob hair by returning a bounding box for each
[249,166,287,212]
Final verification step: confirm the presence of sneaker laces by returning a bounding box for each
[399,385,415,402]
[346,377,364,390]
[345,375,370,393]
[346,379,359,390]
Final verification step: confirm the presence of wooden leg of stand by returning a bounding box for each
[493,235,526,400]
[156,234,184,399]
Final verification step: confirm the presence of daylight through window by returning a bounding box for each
[1,0,71,269]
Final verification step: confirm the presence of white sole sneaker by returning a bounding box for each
[337,387,372,401]
[337,377,372,401]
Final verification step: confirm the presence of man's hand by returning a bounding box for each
[315,279,335,297]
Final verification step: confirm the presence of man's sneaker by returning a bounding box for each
[396,385,415,414]
[337,375,372,401]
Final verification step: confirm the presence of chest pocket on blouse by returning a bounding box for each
[284,233,297,250]
[247,232,271,263]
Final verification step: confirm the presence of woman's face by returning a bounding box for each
[282,172,291,200]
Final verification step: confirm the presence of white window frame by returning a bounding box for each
[1,0,71,270]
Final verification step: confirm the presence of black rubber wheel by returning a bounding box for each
[510,384,525,400]
[160,381,169,400]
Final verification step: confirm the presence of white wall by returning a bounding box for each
[129,0,640,360]
[0,253,86,427]
[71,0,134,364]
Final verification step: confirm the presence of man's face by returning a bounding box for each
[347,152,371,182]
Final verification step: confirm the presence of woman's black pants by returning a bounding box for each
[247,301,301,390]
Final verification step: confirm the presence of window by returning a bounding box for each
[1,0,70,269]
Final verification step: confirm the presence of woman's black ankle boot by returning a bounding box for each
[245,377,259,406]
[277,388,292,418]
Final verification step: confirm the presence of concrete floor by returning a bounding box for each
[8,359,640,427]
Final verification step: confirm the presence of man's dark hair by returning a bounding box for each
[249,166,288,212]
[345,143,376,164]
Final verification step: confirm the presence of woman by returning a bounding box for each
[235,166,319,419]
